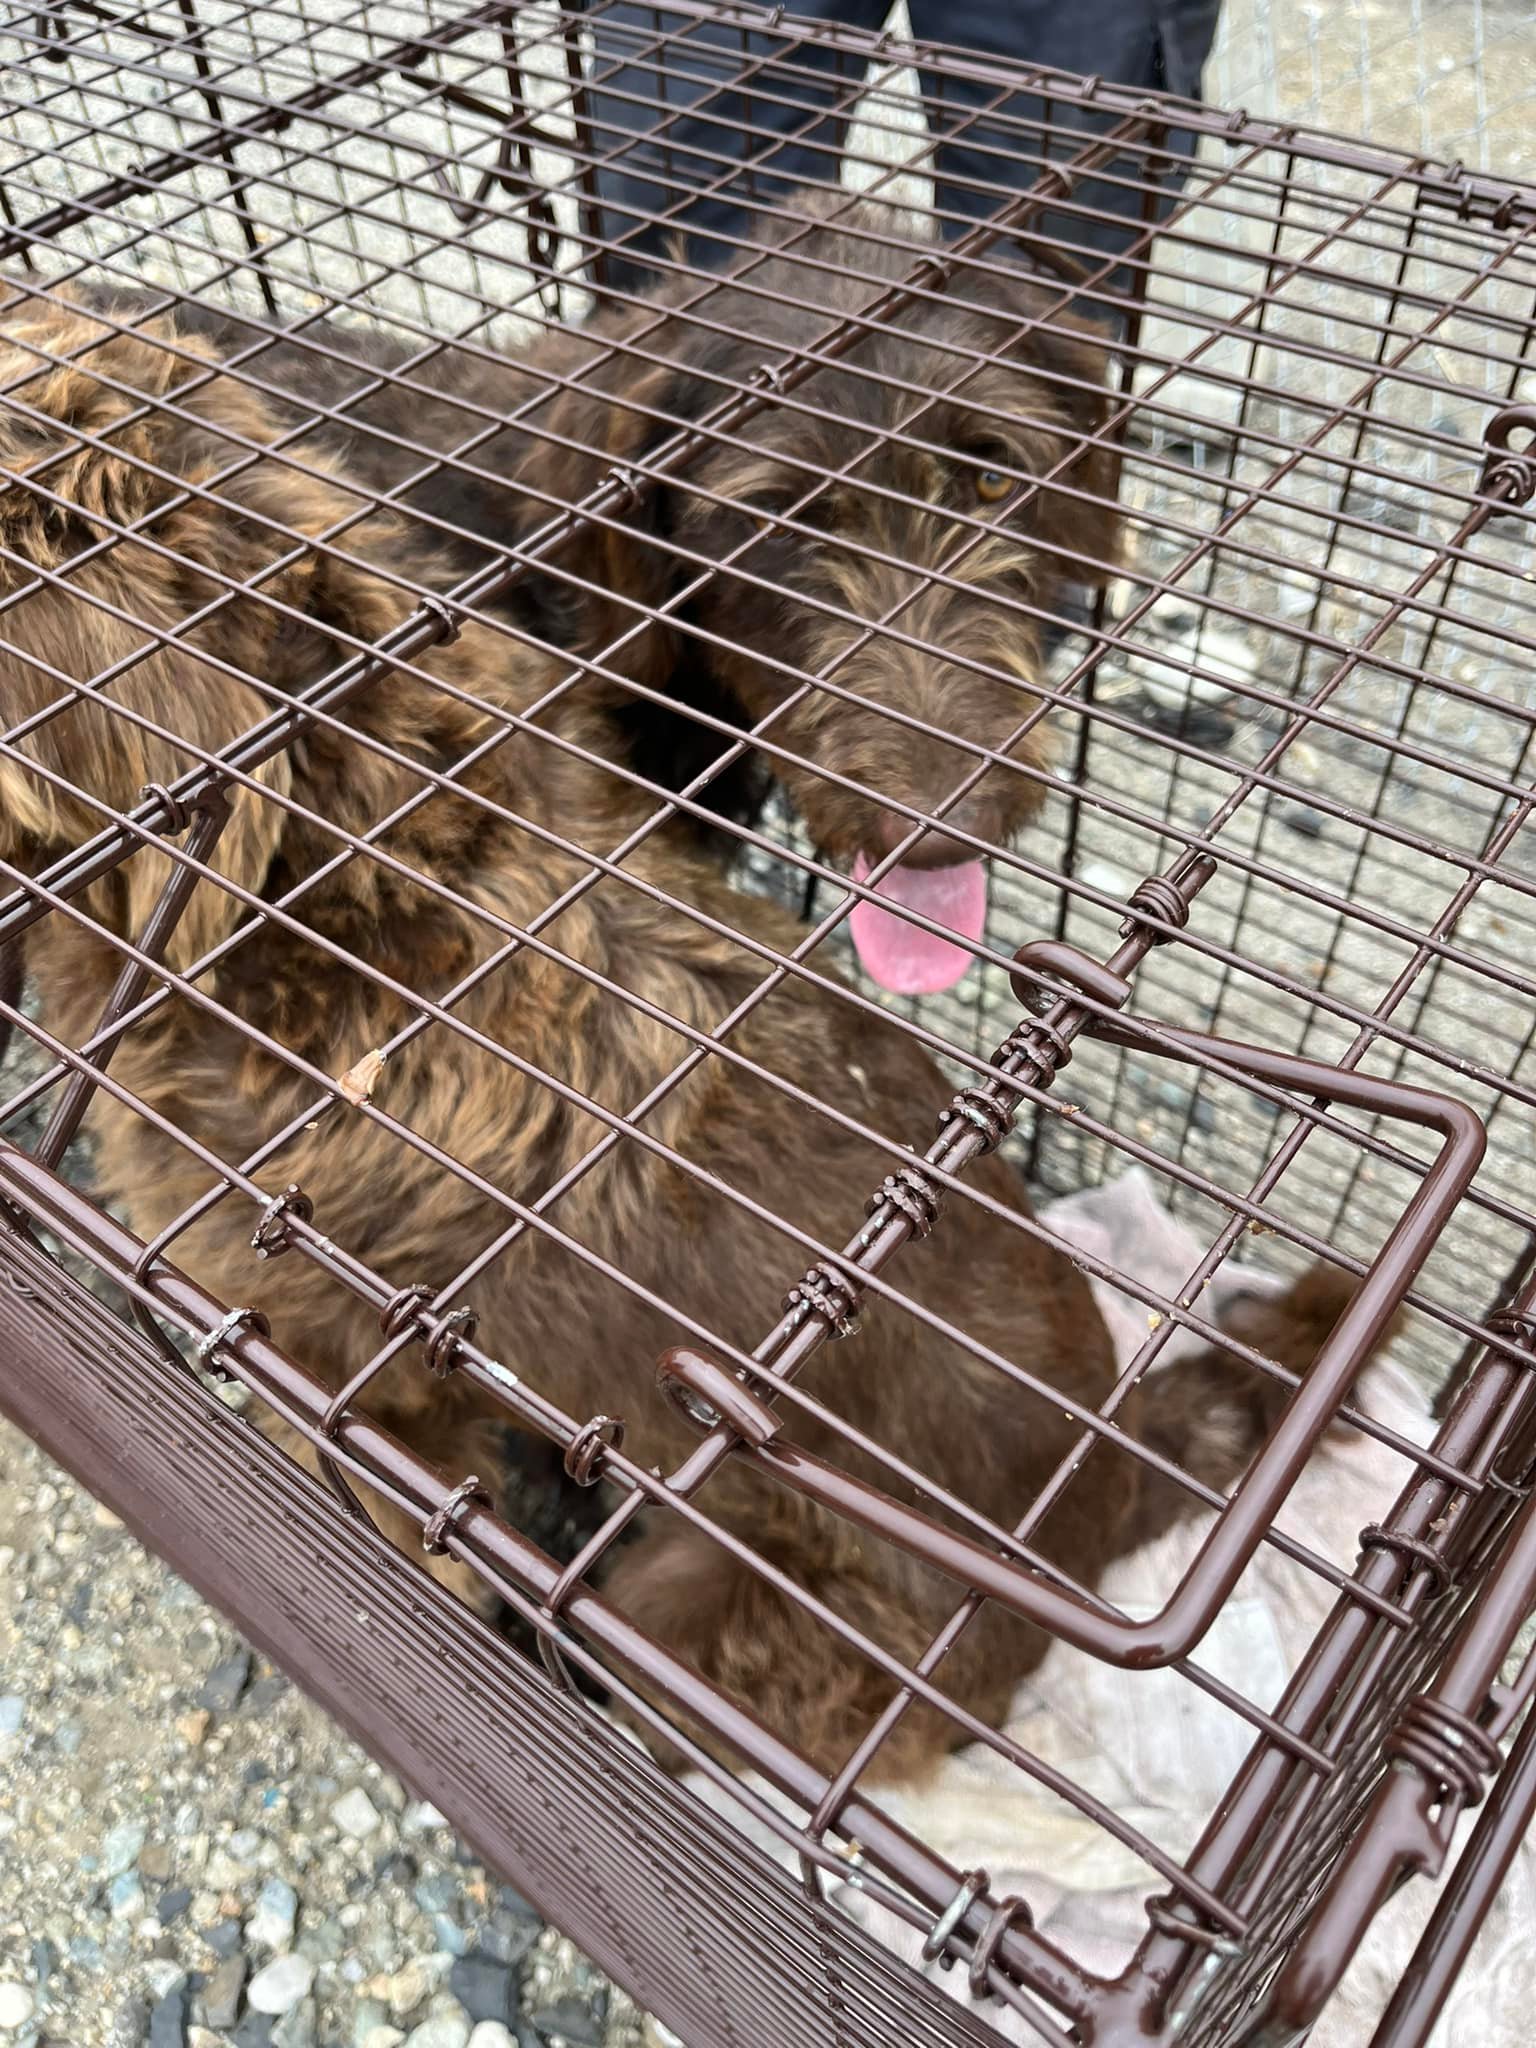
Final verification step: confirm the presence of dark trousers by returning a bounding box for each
[577,0,1220,296]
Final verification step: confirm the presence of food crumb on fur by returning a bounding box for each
[337,1048,388,1107]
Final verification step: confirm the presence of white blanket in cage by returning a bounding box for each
[678,1169,1536,2046]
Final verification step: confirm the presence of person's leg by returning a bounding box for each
[579,0,889,295]
[908,0,1221,304]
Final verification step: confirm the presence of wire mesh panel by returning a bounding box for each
[0,6,1534,2047]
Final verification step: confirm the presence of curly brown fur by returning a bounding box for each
[0,290,1373,1787]
[64,191,1120,867]
[504,191,1124,870]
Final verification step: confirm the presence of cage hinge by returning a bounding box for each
[378,1284,478,1376]
[656,1347,783,1447]
[564,1414,627,1487]
[782,1263,862,1337]
[1388,1695,1501,1808]
[1487,1304,1536,1358]
[250,1183,312,1260]
[1423,161,1536,233]
[422,1473,491,1555]
[1478,405,1536,507]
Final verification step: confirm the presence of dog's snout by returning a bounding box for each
[872,809,981,868]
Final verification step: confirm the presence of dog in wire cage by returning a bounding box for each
[0,191,1384,1784]
[118,187,1134,996]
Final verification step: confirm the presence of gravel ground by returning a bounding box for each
[0,1421,664,2048]
[1,3,1531,2046]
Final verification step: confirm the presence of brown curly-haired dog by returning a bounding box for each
[0,280,1362,1785]
[505,193,1122,897]
[78,192,1120,984]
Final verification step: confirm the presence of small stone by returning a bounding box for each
[110,1994,150,2047]
[247,1877,298,1951]
[190,2032,224,2048]
[28,1940,54,1988]
[272,2002,317,2048]
[333,1788,381,1838]
[0,1698,22,1737]
[94,1500,124,1528]
[246,1953,315,2015]
[146,1960,188,2002]
[449,1957,517,2029]
[109,1873,147,1920]
[1284,804,1325,839]
[466,2030,516,2048]
[377,1960,441,2018]
[199,1651,253,1713]
[204,1920,243,1959]
[403,2021,468,2048]
[69,1936,104,1971]
[227,1828,263,1862]
[531,2002,601,2048]
[361,2033,406,2048]
[103,1820,150,1878]
[414,1874,458,1914]
[202,1954,247,2031]
[431,1915,466,1956]
[351,2001,388,2047]
[401,1802,446,1837]
[472,1919,537,1969]
[148,1977,190,2048]
[298,1920,344,1965]
[159,1888,193,1926]
[233,2018,275,2048]
[56,1720,84,1755]
[243,1675,290,1712]
[139,1842,175,1883]
[176,1711,211,1749]
[0,1984,35,2033]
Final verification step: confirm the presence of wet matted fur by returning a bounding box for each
[0,286,1368,1785]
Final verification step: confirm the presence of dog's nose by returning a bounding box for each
[872,809,981,869]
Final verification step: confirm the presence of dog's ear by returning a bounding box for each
[512,346,723,695]
[955,266,1122,586]
[1012,307,1123,585]
[0,310,296,974]
[0,553,295,976]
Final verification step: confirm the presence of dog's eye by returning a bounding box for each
[975,466,1014,504]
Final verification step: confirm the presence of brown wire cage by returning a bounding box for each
[1,4,1535,2045]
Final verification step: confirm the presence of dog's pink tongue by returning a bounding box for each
[849,852,988,995]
